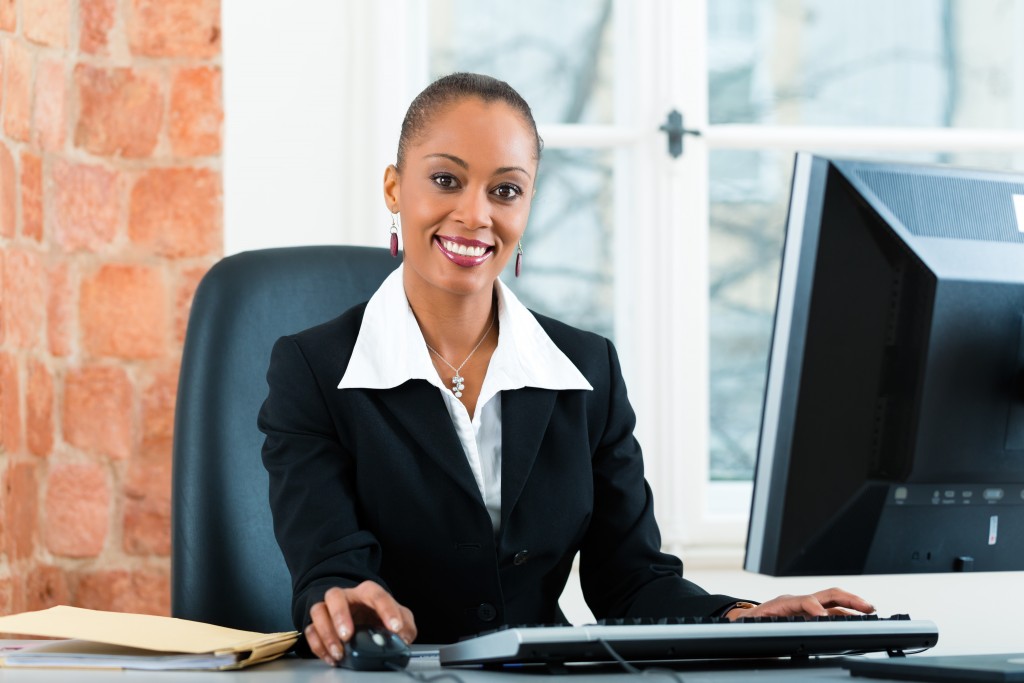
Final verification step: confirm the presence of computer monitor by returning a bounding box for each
[745,153,1024,576]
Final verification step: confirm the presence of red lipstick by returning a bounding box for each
[434,235,494,267]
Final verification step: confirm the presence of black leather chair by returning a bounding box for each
[171,245,398,632]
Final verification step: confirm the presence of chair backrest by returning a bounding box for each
[171,245,398,632]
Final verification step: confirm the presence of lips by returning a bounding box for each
[434,235,494,267]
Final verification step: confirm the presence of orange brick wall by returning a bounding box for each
[0,0,222,616]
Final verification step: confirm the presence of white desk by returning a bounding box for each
[0,655,910,682]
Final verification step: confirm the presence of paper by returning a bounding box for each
[0,606,299,671]
[3,640,240,670]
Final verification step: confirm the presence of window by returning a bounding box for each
[706,0,1024,492]
[428,0,620,338]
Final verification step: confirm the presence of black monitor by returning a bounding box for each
[745,153,1024,576]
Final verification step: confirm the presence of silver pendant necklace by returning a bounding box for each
[425,314,496,399]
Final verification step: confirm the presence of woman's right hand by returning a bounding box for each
[305,581,418,666]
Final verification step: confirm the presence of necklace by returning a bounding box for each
[424,314,496,399]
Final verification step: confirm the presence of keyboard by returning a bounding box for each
[438,615,939,667]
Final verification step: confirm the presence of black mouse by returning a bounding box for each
[339,626,411,671]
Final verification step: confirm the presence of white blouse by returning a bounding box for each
[338,265,592,531]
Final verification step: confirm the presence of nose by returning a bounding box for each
[451,187,492,230]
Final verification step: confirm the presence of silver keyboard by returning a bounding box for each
[438,615,939,667]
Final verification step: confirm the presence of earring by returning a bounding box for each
[514,241,524,278]
[389,213,399,258]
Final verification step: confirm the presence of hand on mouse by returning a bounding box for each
[726,587,875,620]
[305,580,417,667]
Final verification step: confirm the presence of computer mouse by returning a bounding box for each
[339,626,411,671]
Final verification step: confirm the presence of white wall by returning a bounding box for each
[222,0,421,255]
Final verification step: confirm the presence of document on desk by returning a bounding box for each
[0,605,299,671]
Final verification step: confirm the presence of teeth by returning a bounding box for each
[442,240,487,257]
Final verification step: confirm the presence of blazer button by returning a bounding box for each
[477,603,497,622]
[513,550,529,566]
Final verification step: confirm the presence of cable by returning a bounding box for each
[598,640,687,683]
[385,641,684,682]
[598,639,644,674]
[386,661,468,683]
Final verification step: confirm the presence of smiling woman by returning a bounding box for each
[381,87,541,415]
[257,72,873,667]
[383,97,537,416]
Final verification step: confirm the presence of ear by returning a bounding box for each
[383,164,401,212]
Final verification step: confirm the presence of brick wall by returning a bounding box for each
[0,0,222,616]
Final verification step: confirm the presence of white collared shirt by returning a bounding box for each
[338,265,593,531]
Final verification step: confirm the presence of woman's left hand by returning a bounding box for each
[726,587,874,620]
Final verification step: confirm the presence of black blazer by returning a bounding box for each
[259,303,737,644]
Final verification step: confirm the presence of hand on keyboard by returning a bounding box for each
[726,586,875,621]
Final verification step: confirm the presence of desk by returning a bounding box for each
[0,655,910,682]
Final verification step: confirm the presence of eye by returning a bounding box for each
[431,173,460,189]
[492,183,522,200]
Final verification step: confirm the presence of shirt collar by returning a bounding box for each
[338,264,592,393]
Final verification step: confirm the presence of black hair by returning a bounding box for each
[396,72,543,170]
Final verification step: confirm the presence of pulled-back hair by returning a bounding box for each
[396,72,543,170]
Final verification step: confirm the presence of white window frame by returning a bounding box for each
[658,0,1024,567]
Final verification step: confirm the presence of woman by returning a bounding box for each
[258,73,872,666]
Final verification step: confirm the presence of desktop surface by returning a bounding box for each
[0,657,851,682]
[0,649,982,683]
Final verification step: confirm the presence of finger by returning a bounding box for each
[397,605,418,644]
[798,594,830,617]
[756,594,825,618]
[739,594,789,618]
[324,586,355,642]
[756,594,822,618]
[826,606,859,616]
[311,599,345,664]
[814,587,875,614]
[304,621,334,666]
[351,580,406,634]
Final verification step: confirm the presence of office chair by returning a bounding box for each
[171,245,398,633]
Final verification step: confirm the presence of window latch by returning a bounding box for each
[660,109,702,159]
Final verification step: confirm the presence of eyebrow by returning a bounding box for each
[424,153,533,180]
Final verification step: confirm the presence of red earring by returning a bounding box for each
[389,213,399,258]
[514,241,523,277]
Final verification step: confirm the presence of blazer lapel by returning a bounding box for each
[376,380,483,506]
[500,387,558,531]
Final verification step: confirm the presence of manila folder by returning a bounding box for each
[0,606,299,670]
